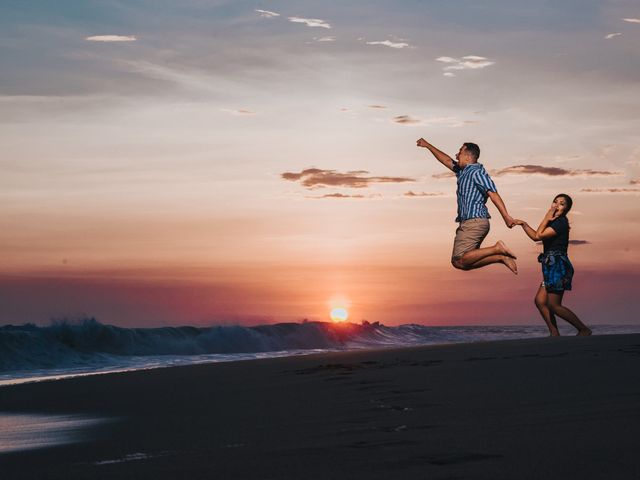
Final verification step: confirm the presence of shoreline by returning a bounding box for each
[3,325,638,388]
[0,348,333,388]
[1,334,639,479]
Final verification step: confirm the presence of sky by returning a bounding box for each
[1,0,640,327]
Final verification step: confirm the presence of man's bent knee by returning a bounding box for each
[451,258,468,270]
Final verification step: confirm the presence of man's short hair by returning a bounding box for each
[463,142,480,160]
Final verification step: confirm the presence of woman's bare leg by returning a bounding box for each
[534,285,559,336]
[547,292,591,336]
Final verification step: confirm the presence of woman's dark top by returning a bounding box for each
[543,216,569,253]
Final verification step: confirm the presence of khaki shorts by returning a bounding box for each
[451,218,490,260]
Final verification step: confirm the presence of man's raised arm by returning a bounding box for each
[416,138,455,171]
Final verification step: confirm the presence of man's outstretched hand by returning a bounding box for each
[416,138,429,148]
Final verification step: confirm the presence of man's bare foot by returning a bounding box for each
[577,328,592,336]
[503,256,518,274]
[496,240,517,259]
[549,330,560,337]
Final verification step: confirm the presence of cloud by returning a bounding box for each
[281,168,414,189]
[369,105,387,109]
[85,35,137,42]
[306,193,379,199]
[463,55,490,62]
[255,9,280,18]
[313,36,335,42]
[118,59,235,94]
[631,180,640,185]
[220,108,255,115]
[366,40,410,49]
[581,188,640,194]
[404,191,444,197]
[605,33,622,39]
[622,18,640,24]
[537,239,590,246]
[393,115,421,125]
[393,115,475,128]
[436,55,495,75]
[288,17,331,29]
[432,172,456,179]
[491,165,620,177]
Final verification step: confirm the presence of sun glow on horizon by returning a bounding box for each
[328,295,351,322]
[330,307,349,322]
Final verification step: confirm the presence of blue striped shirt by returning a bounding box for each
[452,161,497,222]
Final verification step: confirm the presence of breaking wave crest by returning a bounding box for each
[2,319,635,380]
[1,319,360,371]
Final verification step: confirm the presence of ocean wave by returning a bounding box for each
[0,319,385,371]
[2,319,636,375]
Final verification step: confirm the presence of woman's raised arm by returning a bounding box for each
[535,207,559,240]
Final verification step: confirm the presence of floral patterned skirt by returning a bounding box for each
[538,251,574,293]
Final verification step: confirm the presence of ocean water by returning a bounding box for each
[1,319,638,386]
[0,414,106,453]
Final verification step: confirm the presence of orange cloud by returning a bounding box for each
[536,239,590,246]
[581,188,640,194]
[404,191,444,197]
[393,115,421,125]
[492,165,619,177]
[281,168,414,189]
[432,165,621,181]
[432,172,456,179]
[306,193,379,199]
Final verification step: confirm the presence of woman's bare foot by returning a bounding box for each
[503,256,518,274]
[496,240,517,259]
[549,329,560,337]
[577,328,592,336]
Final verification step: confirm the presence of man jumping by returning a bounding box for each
[417,138,518,274]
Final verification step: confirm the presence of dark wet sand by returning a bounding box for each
[1,334,639,480]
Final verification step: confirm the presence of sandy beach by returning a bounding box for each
[1,333,639,479]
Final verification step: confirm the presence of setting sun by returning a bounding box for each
[330,307,349,322]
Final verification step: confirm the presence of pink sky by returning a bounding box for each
[2,1,639,327]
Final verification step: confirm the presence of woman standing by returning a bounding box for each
[514,194,592,336]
